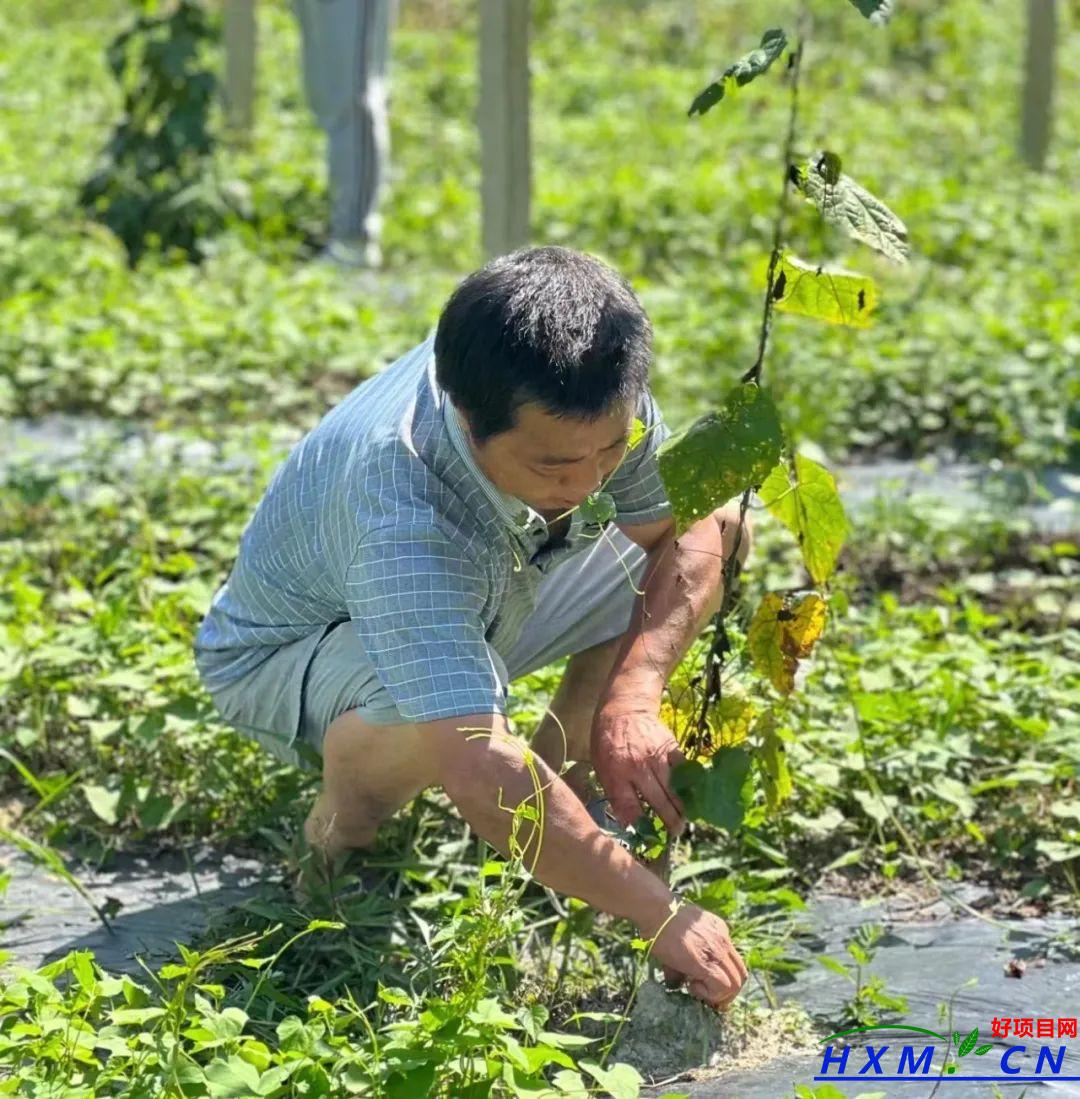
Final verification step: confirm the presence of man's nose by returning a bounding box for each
[565,461,605,499]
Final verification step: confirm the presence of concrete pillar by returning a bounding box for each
[1021,0,1056,170]
[479,0,531,257]
[224,0,257,139]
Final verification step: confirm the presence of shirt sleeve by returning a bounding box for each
[344,520,508,724]
[604,387,674,526]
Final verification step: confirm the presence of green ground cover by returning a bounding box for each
[1,0,1078,1095]
[1,439,1076,1094]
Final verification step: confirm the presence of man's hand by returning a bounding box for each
[646,903,749,1012]
[591,698,687,837]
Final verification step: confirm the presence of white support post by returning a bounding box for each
[1021,0,1056,170]
[224,0,257,140]
[479,0,531,259]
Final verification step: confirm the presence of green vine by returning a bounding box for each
[654,2,911,839]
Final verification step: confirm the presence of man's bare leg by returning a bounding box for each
[304,632,628,863]
[529,634,623,803]
[304,706,748,1011]
[303,711,438,863]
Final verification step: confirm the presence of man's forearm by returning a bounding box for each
[603,505,752,706]
[438,725,676,935]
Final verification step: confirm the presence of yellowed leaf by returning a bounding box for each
[714,692,757,748]
[749,592,830,694]
[748,593,797,693]
[664,695,711,758]
[782,593,828,659]
[659,699,685,737]
[771,253,878,329]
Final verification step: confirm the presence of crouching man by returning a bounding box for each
[194,245,752,1011]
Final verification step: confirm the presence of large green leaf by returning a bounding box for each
[579,1060,644,1099]
[688,29,788,116]
[771,253,878,328]
[657,384,784,537]
[203,1057,264,1098]
[387,1065,437,1099]
[791,152,909,263]
[672,748,753,832]
[759,455,850,584]
[849,0,895,24]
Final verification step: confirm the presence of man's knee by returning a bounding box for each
[321,708,440,802]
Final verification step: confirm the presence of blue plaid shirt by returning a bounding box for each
[194,334,673,724]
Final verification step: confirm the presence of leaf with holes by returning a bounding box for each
[771,253,878,328]
[672,749,753,832]
[747,593,827,694]
[784,593,828,658]
[748,593,797,693]
[759,456,850,584]
[791,152,909,262]
[688,29,788,116]
[657,384,783,537]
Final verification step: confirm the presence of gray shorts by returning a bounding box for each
[205,526,651,772]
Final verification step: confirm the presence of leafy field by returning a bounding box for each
[3,433,1077,1094]
[2,0,1078,461]
[1,0,1079,1095]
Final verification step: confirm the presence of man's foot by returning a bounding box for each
[286,826,382,906]
[316,237,382,271]
[286,826,339,903]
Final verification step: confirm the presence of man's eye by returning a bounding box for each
[534,442,623,472]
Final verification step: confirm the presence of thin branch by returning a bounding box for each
[744,10,809,388]
[691,10,809,748]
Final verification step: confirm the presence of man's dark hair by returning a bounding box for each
[434,245,653,444]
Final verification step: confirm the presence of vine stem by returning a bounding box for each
[691,10,809,746]
[742,14,807,389]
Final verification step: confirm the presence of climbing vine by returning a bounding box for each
[651,0,911,841]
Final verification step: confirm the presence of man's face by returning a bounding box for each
[463,398,635,521]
